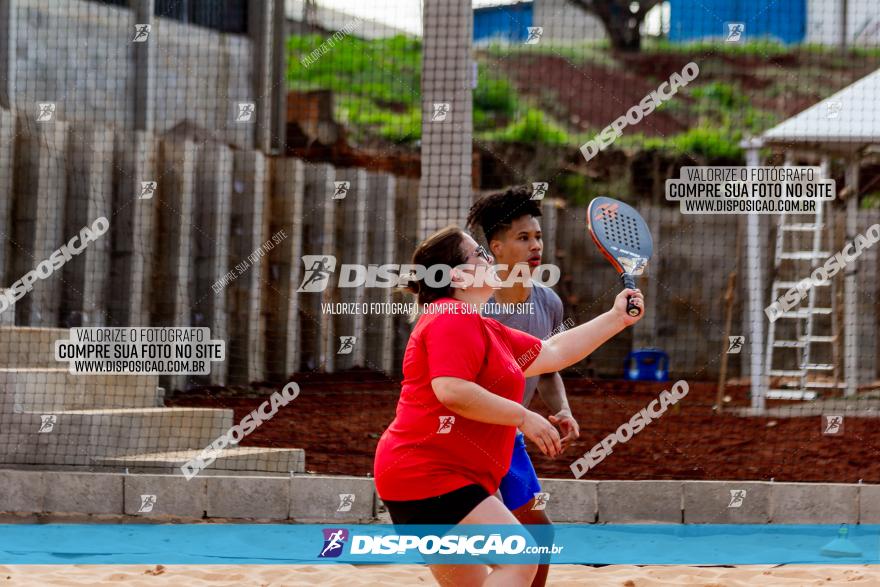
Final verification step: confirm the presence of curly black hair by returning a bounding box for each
[466,185,543,243]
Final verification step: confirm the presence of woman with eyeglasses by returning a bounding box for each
[373,225,643,586]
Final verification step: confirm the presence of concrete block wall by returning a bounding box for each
[364,171,397,375]
[1,470,878,525]
[298,163,337,373]
[597,480,683,523]
[10,114,68,327]
[154,138,198,391]
[0,109,14,287]
[0,470,376,522]
[227,150,269,384]
[266,157,305,380]
[683,480,770,523]
[557,479,867,524]
[62,125,114,328]
[0,99,412,390]
[333,168,370,371]
[193,141,234,386]
[155,137,197,331]
[6,0,254,150]
[769,482,859,524]
[109,130,158,328]
[391,176,420,376]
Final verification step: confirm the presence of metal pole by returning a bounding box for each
[0,0,17,111]
[844,158,859,396]
[271,0,287,154]
[742,137,765,411]
[249,0,274,153]
[132,0,156,132]
[418,0,473,238]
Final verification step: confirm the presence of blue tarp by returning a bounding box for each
[1,524,878,565]
[669,0,806,44]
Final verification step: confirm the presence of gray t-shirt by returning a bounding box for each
[482,283,564,407]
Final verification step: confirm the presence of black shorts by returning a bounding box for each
[382,484,490,526]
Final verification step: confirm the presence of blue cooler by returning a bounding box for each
[625,348,669,381]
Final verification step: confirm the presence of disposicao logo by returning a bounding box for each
[318,528,349,558]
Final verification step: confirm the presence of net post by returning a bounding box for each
[742,137,767,412]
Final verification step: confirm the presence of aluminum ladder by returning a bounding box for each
[765,201,842,400]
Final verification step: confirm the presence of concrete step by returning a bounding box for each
[95,447,306,476]
[0,407,234,466]
[0,368,161,411]
[0,327,69,369]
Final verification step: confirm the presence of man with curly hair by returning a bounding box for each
[467,186,580,587]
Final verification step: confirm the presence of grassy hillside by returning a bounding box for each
[288,35,880,202]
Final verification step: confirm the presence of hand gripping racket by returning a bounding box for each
[587,196,653,317]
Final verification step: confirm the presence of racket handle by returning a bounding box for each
[621,273,641,317]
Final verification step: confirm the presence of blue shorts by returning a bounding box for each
[499,432,542,511]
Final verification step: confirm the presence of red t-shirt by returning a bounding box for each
[374,298,542,501]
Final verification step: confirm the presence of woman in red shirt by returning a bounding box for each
[374,226,643,586]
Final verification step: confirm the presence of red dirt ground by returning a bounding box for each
[491,50,880,137]
[497,53,689,136]
[167,372,880,483]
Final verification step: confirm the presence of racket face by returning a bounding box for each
[587,196,653,276]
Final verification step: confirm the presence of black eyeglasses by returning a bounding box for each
[471,245,492,263]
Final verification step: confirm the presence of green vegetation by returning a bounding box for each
[481,108,574,146]
[334,96,421,143]
[643,38,806,57]
[690,81,742,110]
[610,78,775,160]
[616,126,741,161]
[288,34,422,143]
[655,38,792,56]
[288,35,421,102]
[482,39,617,68]
[290,34,531,143]
[484,36,880,62]
[473,65,518,131]
[287,31,875,196]
[557,173,595,207]
[662,126,743,160]
[852,46,880,59]
[681,80,777,157]
[861,193,880,210]
[642,38,880,62]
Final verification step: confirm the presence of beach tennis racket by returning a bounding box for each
[587,196,653,317]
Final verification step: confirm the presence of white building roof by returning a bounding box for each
[286,0,418,38]
[286,0,532,39]
[761,68,880,149]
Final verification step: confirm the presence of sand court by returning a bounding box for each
[2,565,880,586]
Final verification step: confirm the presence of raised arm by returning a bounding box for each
[524,289,644,378]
